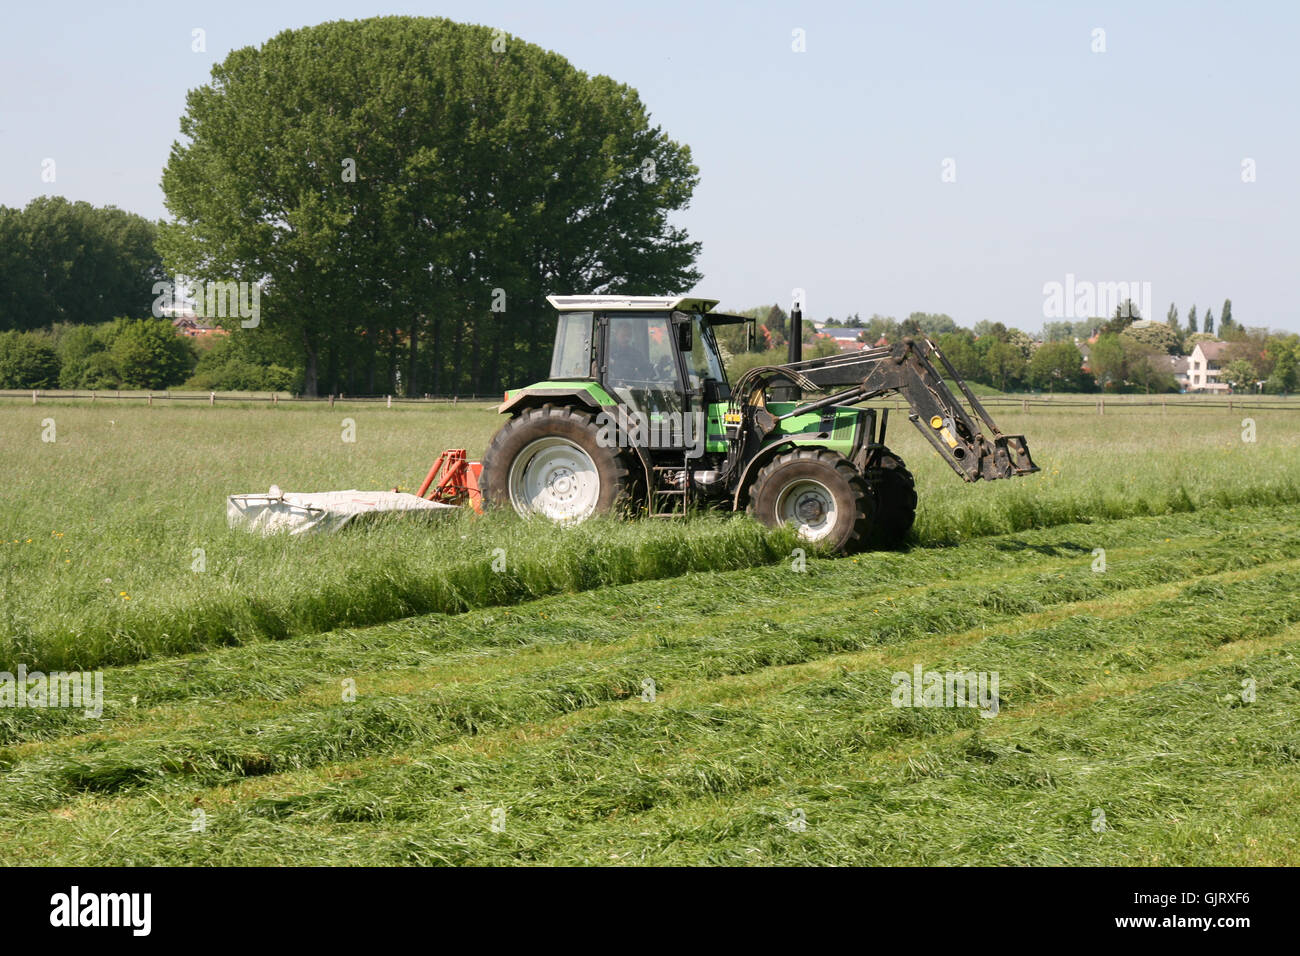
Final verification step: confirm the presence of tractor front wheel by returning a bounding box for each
[481,404,636,524]
[747,448,874,553]
[865,449,917,549]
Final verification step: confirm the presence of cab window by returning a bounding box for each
[550,311,594,379]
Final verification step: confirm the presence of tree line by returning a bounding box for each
[2,16,1296,397]
[717,302,1299,395]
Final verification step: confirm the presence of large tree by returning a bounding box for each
[160,16,701,396]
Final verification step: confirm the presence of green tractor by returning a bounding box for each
[479,295,1038,552]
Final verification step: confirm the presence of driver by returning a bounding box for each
[609,320,655,382]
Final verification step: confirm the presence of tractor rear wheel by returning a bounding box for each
[865,449,917,549]
[747,448,874,553]
[481,404,636,524]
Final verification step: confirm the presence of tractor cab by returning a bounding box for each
[544,295,744,438]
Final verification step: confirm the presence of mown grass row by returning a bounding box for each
[3,502,1295,750]
[3,506,1298,828]
[3,527,1297,863]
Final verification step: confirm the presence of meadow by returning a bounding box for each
[1,395,1298,864]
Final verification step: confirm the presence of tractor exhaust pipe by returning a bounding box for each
[772,304,804,402]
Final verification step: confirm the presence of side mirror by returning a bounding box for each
[677,322,692,352]
[671,310,692,351]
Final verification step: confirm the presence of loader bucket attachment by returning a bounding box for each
[981,434,1039,481]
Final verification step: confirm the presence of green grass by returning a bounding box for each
[1,504,1298,864]
[2,398,1297,671]
[1,397,1298,865]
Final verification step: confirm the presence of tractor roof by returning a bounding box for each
[546,295,721,313]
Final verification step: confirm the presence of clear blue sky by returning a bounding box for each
[2,1,1296,332]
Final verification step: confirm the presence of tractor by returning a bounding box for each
[477,295,1038,552]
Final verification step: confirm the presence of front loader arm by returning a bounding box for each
[743,338,1038,482]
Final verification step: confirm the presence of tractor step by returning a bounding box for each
[649,459,690,518]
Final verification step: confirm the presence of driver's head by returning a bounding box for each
[612,321,646,359]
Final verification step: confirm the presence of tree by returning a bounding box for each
[107,318,196,389]
[982,340,1026,391]
[1089,333,1127,390]
[1123,339,1176,394]
[936,330,982,381]
[906,312,958,339]
[0,331,60,388]
[185,330,302,392]
[1222,358,1259,393]
[863,314,899,344]
[1221,298,1233,329]
[1166,302,1179,329]
[1224,329,1273,379]
[764,304,789,339]
[1101,300,1140,335]
[1204,308,1215,335]
[1265,347,1296,395]
[160,16,701,395]
[1028,341,1085,392]
[0,198,164,331]
[1187,305,1198,335]
[1122,322,1180,355]
[972,320,1009,341]
[55,324,116,388]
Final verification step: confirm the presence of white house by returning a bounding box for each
[1187,341,1230,393]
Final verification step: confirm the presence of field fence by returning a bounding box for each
[3,390,1299,413]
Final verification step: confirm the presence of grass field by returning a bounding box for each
[1,396,1298,864]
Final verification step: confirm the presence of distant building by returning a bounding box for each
[1168,355,1190,392]
[171,316,228,339]
[820,328,869,352]
[1187,341,1229,393]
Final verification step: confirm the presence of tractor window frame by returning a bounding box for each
[549,311,596,380]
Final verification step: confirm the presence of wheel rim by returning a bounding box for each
[508,437,601,523]
[776,478,838,541]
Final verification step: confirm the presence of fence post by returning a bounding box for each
[148,393,153,406]
[387,395,392,408]
[1022,399,1028,413]
[210,392,215,406]
[32,390,37,405]
[329,394,335,409]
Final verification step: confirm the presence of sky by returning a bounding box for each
[2,0,1297,332]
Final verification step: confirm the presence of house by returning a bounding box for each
[1187,341,1230,393]
[820,328,869,352]
[1168,355,1190,392]
[1170,355,1190,391]
[171,316,228,339]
